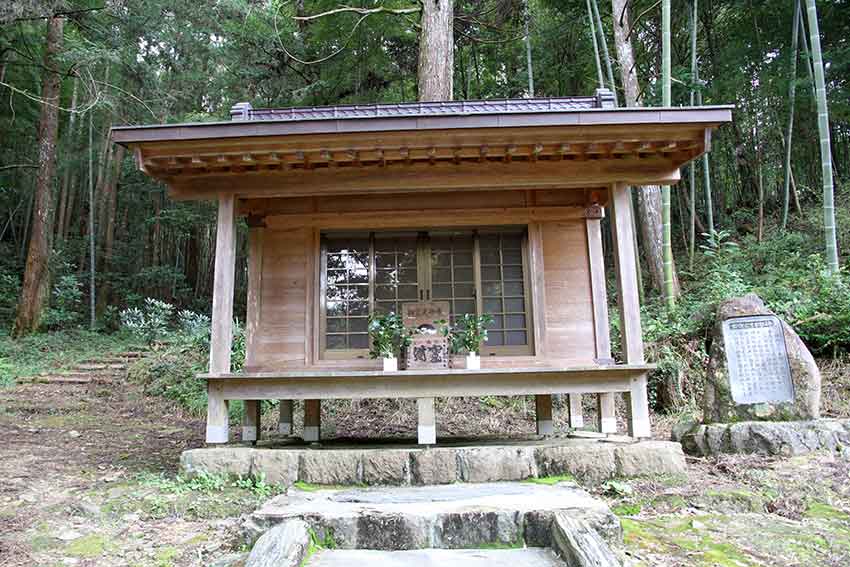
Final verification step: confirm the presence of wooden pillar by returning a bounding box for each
[206,194,236,444]
[568,395,585,429]
[278,399,293,435]
[417,397,436,445]
[242,400,261,442]
[610,183,651,438]
[535,394,554,435]
[303,400,321,442]
[586,202,616,433]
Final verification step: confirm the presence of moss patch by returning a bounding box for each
[523,474,576,486]
[65,534,114,558]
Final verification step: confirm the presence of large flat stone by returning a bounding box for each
[299,450,363,485]
[362,450,410,486]
[614,441,687,478]
[457,446,537,483]
[410,448,458,485]
[181,447,253,477]
[246,520,310,567]
[248,481,619,551]
[535,442,617,483]
[674,419,850,456]
[251,450,299,486]
[306,548,565,567]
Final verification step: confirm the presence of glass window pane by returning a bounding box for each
[432,284,452,299]
[433,268,452,283]
[349,301,369,315]
[327,301,345,317]
[398,285,418,300]
[374,301,394,314]
[502,249,523,264]
[327,334,347,349]
[349,317,368,333]
[454,299,476,316]
[454,252,474,266]
[375,285,395,300]
[455,283,475,298]
[487,315,504,329]
[454,267,474,282]
[503,265,524,280]
[487,331,504,346]
[350,334,369,349]
[504,282,524,296]
[506,315,526,329]
[505,297,525,312]
[326,318,346,333]
[483,282,502,297]
[481,266,500,281]
[506,331,527,345]
[483,298,501,312]
[480,249,500,264]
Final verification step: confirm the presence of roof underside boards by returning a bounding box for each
[111,102,732,201]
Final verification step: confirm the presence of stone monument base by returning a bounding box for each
[673,419,850,456]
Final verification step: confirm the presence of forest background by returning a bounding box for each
[1,0,849,414]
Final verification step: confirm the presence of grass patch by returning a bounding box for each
[523,474,576,486]
[65,534,114,558]
[291,481,362,492]
[0,329,141,384]
[806,501,850,522]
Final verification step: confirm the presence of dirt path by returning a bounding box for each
[0,362,260,566]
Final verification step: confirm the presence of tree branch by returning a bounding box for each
[0,164,38,170]
[293,5,420,21]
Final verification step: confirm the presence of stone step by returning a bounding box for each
[246,481,620,551]
[306,548,566,567]
[74,363,127,371]
[26,374,111,385]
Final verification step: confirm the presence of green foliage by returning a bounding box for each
[120,298,175,345]
[126,301,245,414]
[42,273,84,330]
[367,312,410,359]
[448,313,494,354]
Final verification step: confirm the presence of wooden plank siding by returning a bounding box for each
[541,221,596,364]
[244,189,598,372]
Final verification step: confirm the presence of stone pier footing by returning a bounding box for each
[180,438,686,488]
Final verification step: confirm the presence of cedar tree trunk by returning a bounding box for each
[13,17,64,337]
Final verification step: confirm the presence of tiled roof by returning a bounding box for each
[230,90,616,121]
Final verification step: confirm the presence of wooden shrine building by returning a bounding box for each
[113,90,731,445]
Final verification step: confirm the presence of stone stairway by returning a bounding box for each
[243,481,623,567]
[306,548,565,566]
[24,351,145,385]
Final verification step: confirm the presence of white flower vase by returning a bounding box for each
[465,352,480,370]
[382,356,398,372]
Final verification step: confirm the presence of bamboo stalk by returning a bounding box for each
[661,0,675,309]
[782,0,801,230]
[590,0,618,105]
[804,0,839,271]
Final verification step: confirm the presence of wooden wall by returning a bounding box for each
[244,189,601,371]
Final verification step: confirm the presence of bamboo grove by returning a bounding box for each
[1,0,848,335]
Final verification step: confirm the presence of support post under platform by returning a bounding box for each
[303,399,321,442]
[278,400,293,435]
[535,394,554,435]
[417,397,436,445]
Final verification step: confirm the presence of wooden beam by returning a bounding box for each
[203,365,654,400]
[610,183,650,438]
[168,158,681,201]
[206,193,237,444]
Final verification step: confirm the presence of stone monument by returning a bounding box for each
[704,293,820,422]
[673,294,850,456]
